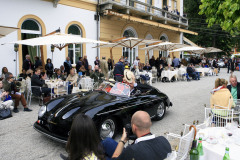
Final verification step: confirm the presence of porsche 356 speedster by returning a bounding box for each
[33,82,172,143]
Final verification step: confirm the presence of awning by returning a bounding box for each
[104,10,198,35]
[183,36,198,47]
[0,25,19,38]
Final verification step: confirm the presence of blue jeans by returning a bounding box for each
[101,138,118,160]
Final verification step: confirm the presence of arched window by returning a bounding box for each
[122,27,138,65]
[159,33,169,58]
[68,24,82,64]
[21,19,42,63]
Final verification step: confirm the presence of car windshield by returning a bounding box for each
[97,82,131,97]
[109,82,130,97]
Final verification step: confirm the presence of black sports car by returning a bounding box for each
[34,82,172,143]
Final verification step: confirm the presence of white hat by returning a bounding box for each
[124,70,134,83]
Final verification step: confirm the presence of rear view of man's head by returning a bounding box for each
[131,111,152,137]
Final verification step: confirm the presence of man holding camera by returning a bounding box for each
[104,111,171,160]
[90,65,104,83]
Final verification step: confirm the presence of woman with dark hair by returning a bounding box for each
[66,114,105,160]
[1,67,8,79]
[45,58,54,78]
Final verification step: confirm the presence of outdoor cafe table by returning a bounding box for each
[45,79,68,97]
[161,70,178,81]
[195,68,210,77]
[196,127,240,160]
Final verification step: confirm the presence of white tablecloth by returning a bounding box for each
[197,127,240,160]
[161,70,178,81]
[79,77,93,89]
[195,68,210,76]
[45,80,67,96]
[177,68,187,77]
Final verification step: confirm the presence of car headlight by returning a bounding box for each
[38,105,46,117]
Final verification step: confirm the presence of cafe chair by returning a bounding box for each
[166,125,196,160]
[26,80,44,106]
[205,106,235,127]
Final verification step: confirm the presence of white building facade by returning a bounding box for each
[0,0,99,75]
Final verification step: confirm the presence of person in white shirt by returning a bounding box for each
[133,57,140,67]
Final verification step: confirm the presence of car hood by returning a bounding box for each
[45,90,118,119]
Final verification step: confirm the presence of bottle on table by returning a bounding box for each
[190,140,199,160]
[197,137,204,158]
[223,147,230,160]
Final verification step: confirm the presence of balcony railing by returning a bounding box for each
[99,0,188,26]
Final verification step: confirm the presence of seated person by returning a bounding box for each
[31,68,51,98]
[210,78,235,116]
[19,69,27,80]
[186,64,200,80]
[227,75,240,100]
[102,111,172,160]
[79,65,86,76]
[90,65,104,83]
[3,73,32,113]
[86,65,93,76]
[124,71,151,96]
[66,68,78,94]
[0,79,13,110]
[53,69,64,80]
[143,63,152,71]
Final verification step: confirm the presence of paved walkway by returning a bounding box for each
[0,68,238,160]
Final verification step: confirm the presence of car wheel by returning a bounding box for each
[99,117,117,140]
[154,102,166,121]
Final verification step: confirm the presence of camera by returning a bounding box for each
[125,124,137,140]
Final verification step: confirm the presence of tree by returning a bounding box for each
[183,0,240,56]
[199,0,240,35]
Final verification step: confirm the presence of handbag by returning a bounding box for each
[0,107,12,120]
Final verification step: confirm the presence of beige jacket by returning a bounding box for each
[66,73,78,86]
[210,88,234,109]
[100,59,108,78]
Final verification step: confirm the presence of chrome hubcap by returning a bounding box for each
[157,103,165,117]
[100,119,115,139]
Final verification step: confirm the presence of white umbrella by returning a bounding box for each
[206,47,223,53]
[94,37,159,64]
[140,42,186,51]
[192,47,223,55]
[4,33,107,47]
[170,46,205,53]
[0,25,19,38]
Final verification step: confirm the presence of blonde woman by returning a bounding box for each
[210,78,235,117]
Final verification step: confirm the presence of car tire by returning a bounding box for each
[154,102,166,121]
[99,117,117,140]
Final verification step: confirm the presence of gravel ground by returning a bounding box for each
[0,68,238,160]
